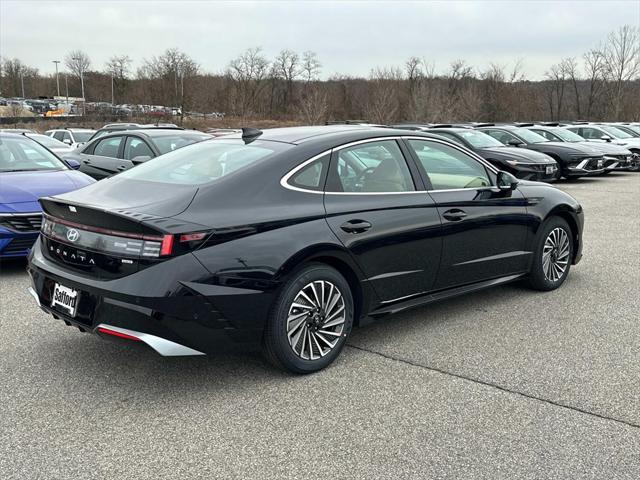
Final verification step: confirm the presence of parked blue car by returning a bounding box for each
[1,133,95,258]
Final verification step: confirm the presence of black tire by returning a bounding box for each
[263,263,354,374]
[526,217,573,291]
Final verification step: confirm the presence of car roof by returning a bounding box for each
[219,125,438,146]
[97,128,209,139]
[427,127,473,133]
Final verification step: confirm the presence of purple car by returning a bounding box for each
[0,133,95,258]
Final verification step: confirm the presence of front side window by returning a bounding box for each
[408,139,490,190]
[575,127,602,140]
[329,140,415,193]
[513,128,548,144]
[53,131,65,142]
[124,137,154,160]
[93,136,123,158]
[0,137,68,172]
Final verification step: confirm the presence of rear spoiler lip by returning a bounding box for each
[39,196,210,236]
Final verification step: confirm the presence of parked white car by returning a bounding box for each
[44,128,96,148]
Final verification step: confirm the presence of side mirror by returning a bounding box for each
[507,139,524,147]
[63,138,72,145]
[496,170,519,191]
[65,158,81,170]
[132,155,151,164]
[600,135,612,142]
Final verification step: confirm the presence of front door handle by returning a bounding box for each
[83,159,91,164]
[442,209,467,221]
[340,219,372,234]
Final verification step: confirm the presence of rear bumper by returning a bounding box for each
[27,237,276,355]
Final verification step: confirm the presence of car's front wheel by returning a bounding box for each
[263,264,354,374]
[527,217,573,291]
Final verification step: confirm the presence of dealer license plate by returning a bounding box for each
[51,283,78,317]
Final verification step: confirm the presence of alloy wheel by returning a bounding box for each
[542,227,570,282]
[286,280,345,360]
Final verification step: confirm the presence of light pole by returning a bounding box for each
[52,60,61,97]
[20,70,25,98]
[72,56,86,115]
[111,73,114,105]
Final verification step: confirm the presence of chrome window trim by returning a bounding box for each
[280,135,500,195]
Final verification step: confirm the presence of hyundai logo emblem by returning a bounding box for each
[66,228,80,243]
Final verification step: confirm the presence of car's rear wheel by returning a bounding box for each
[263,264,354,374]
[526,217,573,291]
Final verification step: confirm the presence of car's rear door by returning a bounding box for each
[323,138,442,303]
[79,135,126,179]
[404,137,530,290]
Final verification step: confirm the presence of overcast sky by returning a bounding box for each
[1,0,638,79]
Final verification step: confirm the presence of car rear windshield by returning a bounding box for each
[117,139,291,185]
[153,133,212,155]
[0,136,68,172]
[72,132,95,143]
[27,134,66,149]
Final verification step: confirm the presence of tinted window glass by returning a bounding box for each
[153,133,211,155]
[532,129,559,141]
[290,155,329,191]
[430,131,466,147]
[53,131,65,141]
[93,136,123,158]
[408,139,490,190]
[483,129,519,145]
[71,131,95,143]
[117,139,290,185]
[124,137,154,160]
[330,140,414,193]
[0,137,67,172]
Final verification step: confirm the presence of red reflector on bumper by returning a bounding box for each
[97,327,141,341]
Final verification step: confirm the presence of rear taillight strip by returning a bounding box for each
[42,214,164,241]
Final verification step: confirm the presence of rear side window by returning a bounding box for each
[328,140,415,193]
[408,139,490,190]
[93,136,123,158]
[288,154,329,191]
[53,131,65,142]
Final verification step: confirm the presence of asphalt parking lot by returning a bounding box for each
[1,173,639,479]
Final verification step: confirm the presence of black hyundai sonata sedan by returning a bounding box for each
[27,126,583,373]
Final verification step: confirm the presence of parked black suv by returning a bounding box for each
[476,124,605,178]
[526,125,636,172]
[405,125,559,181]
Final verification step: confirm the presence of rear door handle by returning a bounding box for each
[442,209,467,221]
[340,219,372,233]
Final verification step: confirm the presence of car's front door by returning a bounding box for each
[405,138,530,290]
[323,138,442,303]
[80,135,126,179]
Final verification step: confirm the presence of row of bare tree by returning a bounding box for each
[1,25,638,122]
